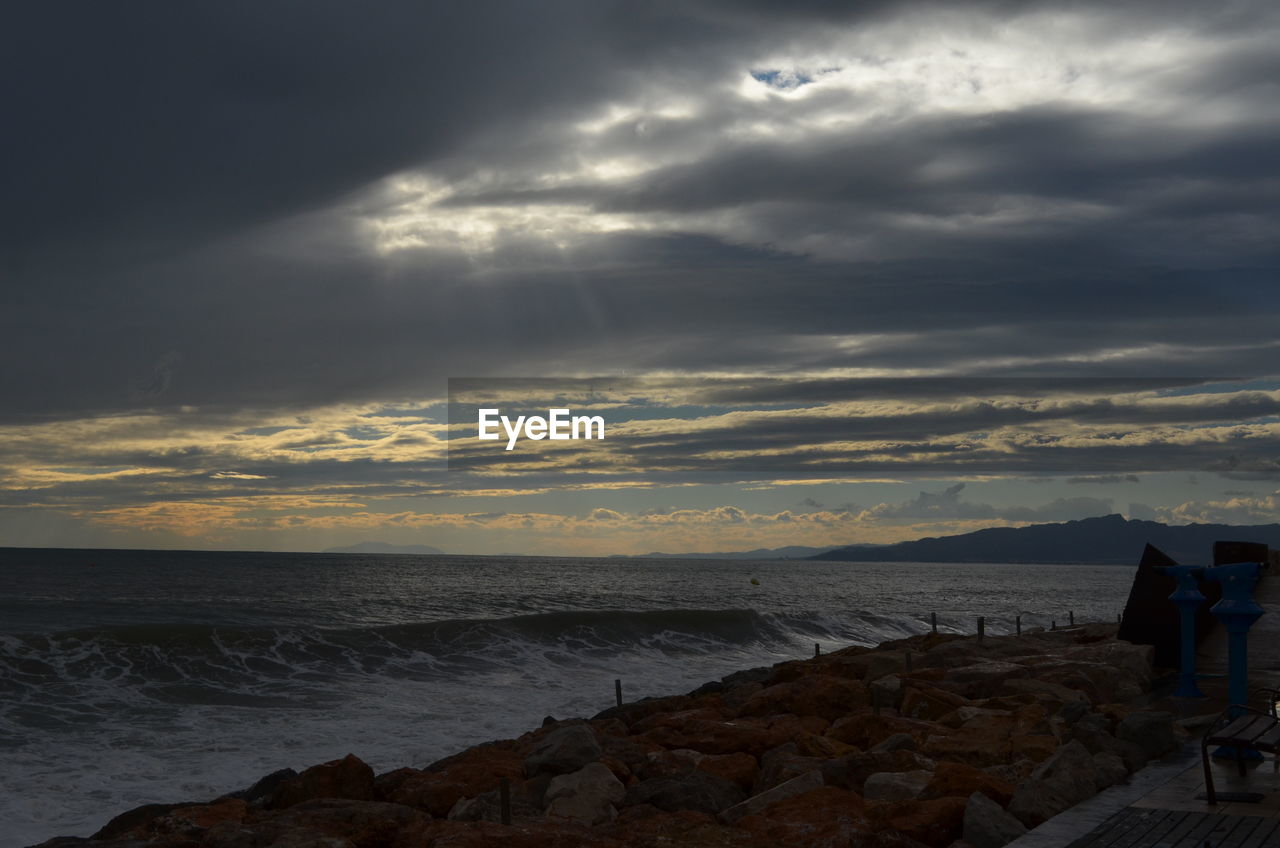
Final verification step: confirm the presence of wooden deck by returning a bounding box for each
[1064,807,1280,847]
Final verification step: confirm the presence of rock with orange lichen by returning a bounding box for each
[866,796,968,848]
[734,786,921,848]
[389,743,526,817]
[609,808,767,847]
[918,761,1014,807]
[696,751,759,791]
[735,676,870,722]
[901,686,971,722]
[100,798,249,839]
[266,753,375,809]
[641,713,826,757]
[827,713,941,750]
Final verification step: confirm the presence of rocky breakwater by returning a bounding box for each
[33,623,1184,848]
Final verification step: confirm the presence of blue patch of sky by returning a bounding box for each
[750,69,813,90]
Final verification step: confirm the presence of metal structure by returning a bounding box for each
[1155,564,1208,698]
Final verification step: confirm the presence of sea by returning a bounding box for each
[0,548,1136,847]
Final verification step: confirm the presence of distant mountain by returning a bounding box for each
[637,545,839,560]
[811,514,1280,565]
[323,542,445,555]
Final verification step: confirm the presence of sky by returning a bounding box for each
[2,0,1279,555]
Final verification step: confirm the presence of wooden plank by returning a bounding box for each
[1111,809,1177,848]
[1237,816,1280,848]
[1064,809,1136,848]
[1105,808,1177,848]
[1066,808,1142,848]
[1152,811,1210,846]
[1179,813,1231,847]
[1217,815,1267,848]
[1128,810,1191,848]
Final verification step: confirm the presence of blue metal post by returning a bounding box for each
[1155,564,1207,698]
[1203,561,1266,759]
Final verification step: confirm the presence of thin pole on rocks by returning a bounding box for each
[1069,610,1075,626]
[499,777,511,825]
[1015,615,1021,636]
[1051,620,1057,631]
[977,616,985,642]
[615,679,622,707]
[815,642,821,657]
[931,612,937,633]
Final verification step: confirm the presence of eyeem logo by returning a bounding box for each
[478,408,605,451]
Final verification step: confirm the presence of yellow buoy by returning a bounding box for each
[750,577,760,586]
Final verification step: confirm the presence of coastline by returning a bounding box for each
[32,622,1184,848]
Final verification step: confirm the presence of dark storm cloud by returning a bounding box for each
[2,0,1278,434]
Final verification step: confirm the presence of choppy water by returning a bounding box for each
[0,547,1135,847]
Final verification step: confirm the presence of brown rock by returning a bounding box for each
[267,753,375,810]
[624,769,746,815]
[794,730,856,758]
[827,713,940,749]
[902,686,970,721]
[920,761,1014,807]
[755,745,825,793]
[735,676,870,722]
[719,770,827,824]
[697,752,759,791]
[255,797,427,845]
[867,796,967,847]
[820,749,936,793]
[943,661,1031,698]
[753,814,897,848]
[389,745,526,817]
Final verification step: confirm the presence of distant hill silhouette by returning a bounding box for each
[323,541,445,555]
[811,514,1280,565]
[637,545,838,560]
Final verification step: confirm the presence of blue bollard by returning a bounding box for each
[1202,561,1267,759]
[1155,564,1207,698]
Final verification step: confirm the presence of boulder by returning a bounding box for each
[863,769,933,801]
[545,762,626,826]
[1031,740,1100,807]
[867,796,967,847]
[920,761,1014,806]
[525,724,604,777]
[696,752,759,791]
[730,786,887,847]
[1116,711,1176,760]
[943,661,1031,698]
[458,774,553,821]
[736,676,869,721]
[962,792,1026,848]
[820,749,936,793]
[267,754,376,810]
[755,745,826,793]
[624,769,746,815]
[389,745,526,817]
[240,798,427,847]
[794,730,856,758]
[871,732,918,753]
[870,675,904,710]
[718,769,825,824]
[1007,779,1074,829]
[902,686,970,721]
[999,677,1090,706]
[1092,752,1129,790]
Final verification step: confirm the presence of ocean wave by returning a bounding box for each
[0,607,931,700]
